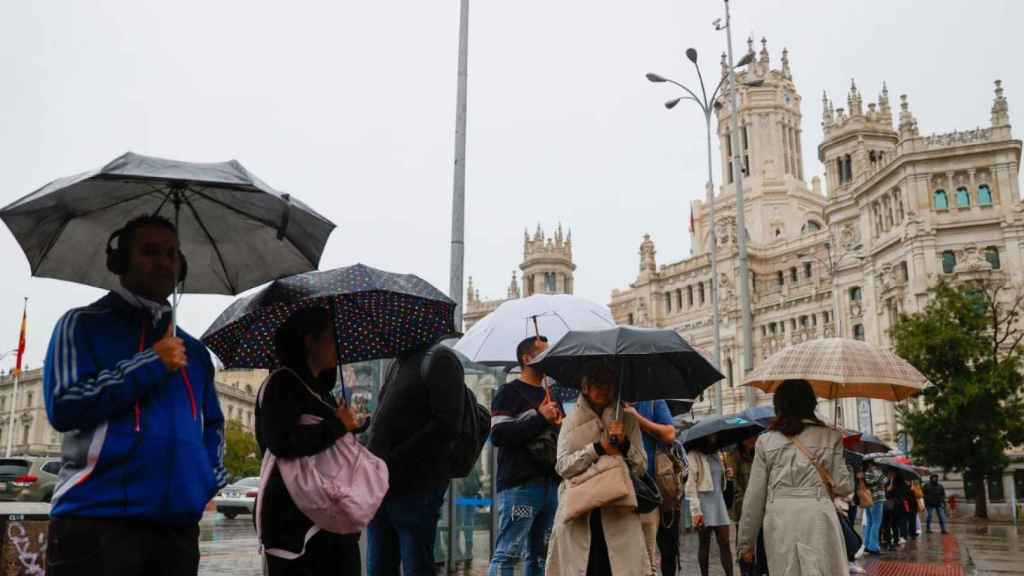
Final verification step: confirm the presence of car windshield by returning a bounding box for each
[236,477,259,488]
[0,459,30,478]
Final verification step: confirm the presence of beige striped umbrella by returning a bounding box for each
[743,338,930,401]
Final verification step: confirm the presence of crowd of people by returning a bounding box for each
[38,215,948,576]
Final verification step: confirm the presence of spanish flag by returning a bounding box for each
[14,301,26,377]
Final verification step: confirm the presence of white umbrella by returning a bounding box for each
[454,294,616,367]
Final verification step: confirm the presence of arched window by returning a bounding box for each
[802,221,822,234]
[804,262,813,279]
[956,187,971,208]
[985,246,1001,270]
[698,282,706,305]
[934,189,949,210]
[978,184,993,206]
[849,286,863,302]
[776,271,785,286]
[942,250,957,274]
[790,267,798,283]
[665,292,672,313]
[853,324,865,341]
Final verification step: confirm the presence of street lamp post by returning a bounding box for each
[714,0,755,408]
[646,50,728,414]
[2,347,19,458]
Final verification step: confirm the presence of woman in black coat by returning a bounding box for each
[256,307,362,575]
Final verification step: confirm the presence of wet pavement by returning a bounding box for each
[952,522,1024,576]
[198,512,262,576]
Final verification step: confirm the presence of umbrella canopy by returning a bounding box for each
[871,456,922,481]
[0,152,335,295]
[454,294,616,366]
[202,263,455,368]
[529,326,723,403]
[743,338,930,401]
[843,430,892,455]
[679,412,766,453]
[735,405,776,429]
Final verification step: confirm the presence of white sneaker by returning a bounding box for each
[855,545,865,559]
[899,537,907,545]
[849,562,867,574]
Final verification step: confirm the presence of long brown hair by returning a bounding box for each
[768,379,824,437]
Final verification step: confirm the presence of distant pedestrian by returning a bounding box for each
[488,336,562,576]
[257,307,363,575]
[686,441,734,576]
[43,215,226,576]
[923,475,948,534]
[737,379,852,576]
[861,462,887,556]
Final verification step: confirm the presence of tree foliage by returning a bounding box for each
[223,419,261,481]
[891,278,1024,518]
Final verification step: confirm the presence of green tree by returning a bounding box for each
[891,279,1024,518]
[223,419,261,481]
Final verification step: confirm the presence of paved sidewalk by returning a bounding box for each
[952,522,1024,576]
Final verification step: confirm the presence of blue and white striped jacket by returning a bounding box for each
[43,291,227,524]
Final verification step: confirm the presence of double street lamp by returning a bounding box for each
[646,49,756,415]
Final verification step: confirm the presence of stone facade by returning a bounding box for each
[609,38,1023,443]
[0,367,264,457]
[463,223,577,331]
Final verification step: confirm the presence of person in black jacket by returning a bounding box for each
[366,337,464,576]
[923,475,948,534]
[487,336,563,576]
[256,307,362,575]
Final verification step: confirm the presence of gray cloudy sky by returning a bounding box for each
[1,1,1021,368]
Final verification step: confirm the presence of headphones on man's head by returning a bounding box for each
[105,223,188,284]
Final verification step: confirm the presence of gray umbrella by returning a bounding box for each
[0,152,335,296]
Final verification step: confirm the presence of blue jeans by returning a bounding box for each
[488,479,559,576]
[367,486,448,576]
[864,501,884,553]
[926,506,947,533]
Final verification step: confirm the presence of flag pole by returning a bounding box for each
[5,297,27,458]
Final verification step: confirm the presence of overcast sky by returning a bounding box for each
[2,0,1021,368]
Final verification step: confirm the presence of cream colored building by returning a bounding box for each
[0,366,264,457]
[463,223,577,331]
[609,38,1022,444]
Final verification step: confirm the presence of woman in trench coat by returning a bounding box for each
[545,360,653,576]
[737,379,852,576]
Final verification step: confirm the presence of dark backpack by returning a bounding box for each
[420,344,491,479]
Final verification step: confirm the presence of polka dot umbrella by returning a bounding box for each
[202,263,455,369]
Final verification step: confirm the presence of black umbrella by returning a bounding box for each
[202,263,455,369]
[843,430,892,455]
[0,152,335,296]
[680,412,767,453]
[529,326,723,404]
[871,456,922,481]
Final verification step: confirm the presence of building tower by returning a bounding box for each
[819,79,899,197]
[520,223,575,296]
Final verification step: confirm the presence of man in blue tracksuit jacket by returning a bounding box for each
[43,215,227,576]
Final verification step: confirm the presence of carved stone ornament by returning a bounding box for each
[839,223,861,250]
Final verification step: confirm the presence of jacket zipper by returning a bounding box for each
[135,320,199,433]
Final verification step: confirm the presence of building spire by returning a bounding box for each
[507,270,521,299]
[992,79,1010,127]
[899,94,919,138]
[822,91,834,128]
[759,37,769,64]
[781,47,791,79]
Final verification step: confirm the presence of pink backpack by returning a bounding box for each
[256,369,389,558]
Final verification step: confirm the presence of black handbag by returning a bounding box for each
[631,469,663,514]
[523,427,558,472]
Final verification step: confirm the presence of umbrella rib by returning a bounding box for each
[31,217,72,275]
[181,193,238,295]
[186,187,317,267]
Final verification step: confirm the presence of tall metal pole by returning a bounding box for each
[723,0,754,407]
[449,0,470,331]
[5,298,27,458]
[447,1,470,571]
[704,115,723,415]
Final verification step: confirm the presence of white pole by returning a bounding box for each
[4,371,19,458]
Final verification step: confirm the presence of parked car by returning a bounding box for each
[0,457,62,502]
[214,476,259,519]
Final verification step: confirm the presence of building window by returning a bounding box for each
[899,261,909,282]
[934,189,949,210]
[799,315,808,327]
[741,126,750,175]
[803,221,821,234]
[853,324,865,341]
[790,267,798,283]
[838,155,853,184]
[985,246,1001,270]
[676,289,683,309]
[726,131,734,184]
[978,184,993,206]
[544,272,557,293]
[22,424,30,446]
[942,250,957,274]
[698,282,706,306]
[823,311,831,324]
[956,187,971,208]
[776,271,785,286]
[769,322,777,334]
[686,286,694,307]
[0,395,5,412]
[803,262,813,279]
[665,292,673,313]
[849,286,862,302]
[627,313,634,325]
[894,190,905,222]
[25,391,33,408]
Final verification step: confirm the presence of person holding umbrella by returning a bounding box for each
[42,215,227,576]
[685,437,735,576]
[737,379,853,576]
[256,306,365,574]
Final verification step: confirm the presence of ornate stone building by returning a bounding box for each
[609,38,1022,442]
[0,367,263,457]
[463,223,576,330]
